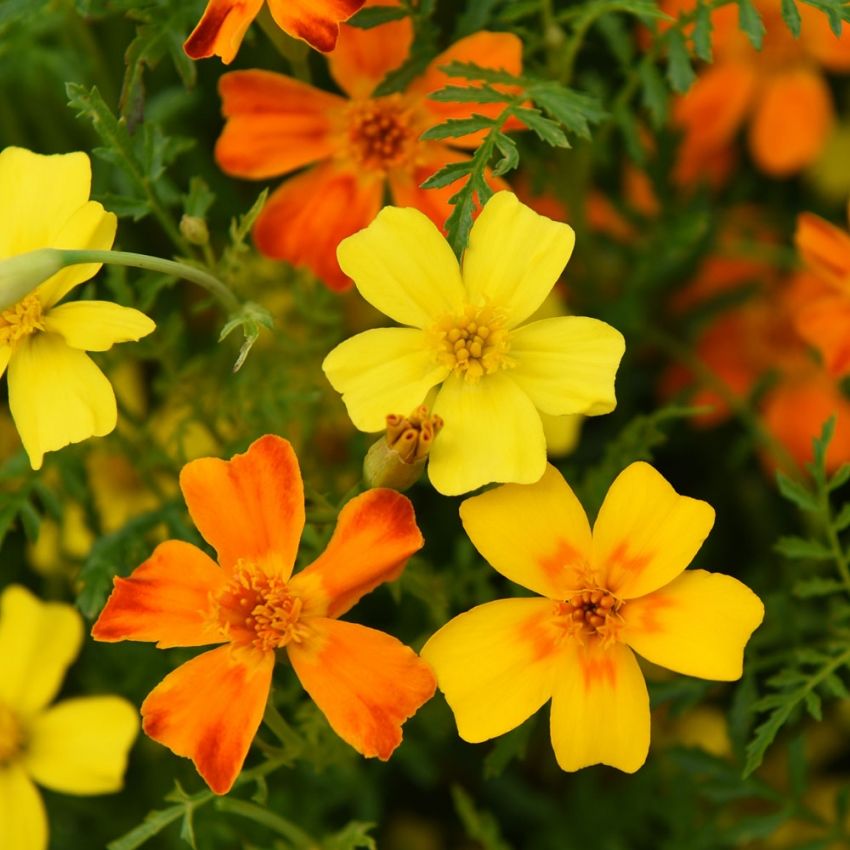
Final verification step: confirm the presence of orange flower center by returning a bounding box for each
[0,294,44,347]
[432,305,514,382]
[557,587,625,646]
[0,702,24,765]
[346,95,415,171]
[208,561,308,652]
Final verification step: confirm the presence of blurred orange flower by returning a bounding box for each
[669,0,850,176]
[185,0,365,63]
[215,4,521,289]
[92,435,435,794]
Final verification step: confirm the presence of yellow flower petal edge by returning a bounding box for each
[425,462,763,773]
[324,191,624,495]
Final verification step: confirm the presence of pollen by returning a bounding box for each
[208,561,307,652]
[432,305,514,381]
[346,95,415,171]
[558,587,625,646]
[0,702,24,765]
[0,294,45,347]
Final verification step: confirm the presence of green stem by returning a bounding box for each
[57,249,241,314]
[215,799,318,848]
[262,699,304,754]
[820,483,850,594]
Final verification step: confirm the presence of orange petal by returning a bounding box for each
[749,68,833,176]
[216,71,344,179]
[795,211,850,293]
[179,434,305,577]
[253,163,383,291]
[795,294,850,378]
[267,0,365,53]
[141,646,274,795]
[92,540,225,648]
[184,0,264,64]
[327,0,412,97]
[290,489,423,619]
[413,32,524,148]
[288,618,435,758]
[800,2,850,72]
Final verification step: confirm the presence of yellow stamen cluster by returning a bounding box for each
[558,588,625,646]
[386,405,444,464]
[208,561,307,652]
[0,702,23,765]
[434,306,513,381]
[346,95,414,171]
[0,294,44,347]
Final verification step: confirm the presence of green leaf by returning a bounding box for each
[829,462,850,490]
[639,60,668,127]
[451,786,512,850]
[346,5,408,27]
[107,805,184,850]
[527,83,606,140]
[666,29,696,92]
[513,107,568,147]
[444,182,477,258]
[438,60,522,86]
[792,576,846,597]
[324,822,377,850]
[810,416,837,485]
[421,115,496,140]
[429,84,510,103]
[780,0,802,35]
[483,721,533,779]
[183,176,215,219]
[801,0,849,35]
[776,470,818,511]
[491,131,521,176]
[775,536,832,560]
[18,499,40,542]
[738,0,766,46]
[693,1,714,59]
[420,160,473,190]
[833,503,850,531]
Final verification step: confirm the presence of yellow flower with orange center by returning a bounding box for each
[421,462,764,772]
[322,191,625,495]
[0,585,138,850]
[92,434,435,794]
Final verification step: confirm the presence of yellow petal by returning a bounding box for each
[0,764,47,850]
[622,569,764,681]
[337,206,465,328]
[592,462,716,599]
[549,641,649,772]
[429,372,546,495]
[0,345,9,380]
[541,412,582,457]
[23,696,139,795]
[421,598,563,743]
[459,464,592,598]
[35,202,117,309]
[462,192,575,328]
[322,327,449,432]
[0,585,82,715]
[8,334,117,470]
[0,147,91,258]
[510,317,625,416]
[42,301,155,351]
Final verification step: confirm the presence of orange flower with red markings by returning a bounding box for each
[91,434,435,794]
[214,2,521,289]
[422,463,763,772]
[668,0,850,176]
[185,0,365,63]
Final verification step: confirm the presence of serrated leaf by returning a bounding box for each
[451,786,512,850]
[483,721,533,779]
[528,83,606,139]
[324,821,377,850]
[829,462,850,490]
[833,503,850,531]
[513,107,568,147]
[420,160,473,189]
[804,690,822,720]
[346,5,408,27]
[492,132,521,175]
[693,2,714,59]
[792,576,846,597]
[438,60,522,86]
[639,60,668,127]
[421,115,496,140]
[666,29,696,92]
[738,0,766,46]
[428,84,510,103]
[445,185,477,258]
[822,673,850,698]
[19,500,40,542]
[775,536,832,560]
[776,470,818,511]
[183,176,215,219]
[780,0,802,35]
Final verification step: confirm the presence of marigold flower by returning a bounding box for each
[421,463,764,772]
[0,147,155,469]
[214,3,522,289]
[0,585,138,850]
[185,0,365,62]
[669,0,850,176]
[92,434,435,794]
[322,192,625,495]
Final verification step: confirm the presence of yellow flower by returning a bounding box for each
[322,191,625,495]
[0,147,156,469]
[0,585,138,850]
[421,462,764,772]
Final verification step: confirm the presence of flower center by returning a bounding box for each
[0,294,44,347]
[432,305,514,382]
[346,95,415,171]
[208,560,307,652]
[557,587,625,646]
[0,702,24,765]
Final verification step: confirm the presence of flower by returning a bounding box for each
[669,0,850,176]
[214,3,522,289]
[322,191,625,495]
[92,434,436,794]
[0,147,156,469]
[0,585,138,850]
[185,0,366,62]
[421,462,764,772]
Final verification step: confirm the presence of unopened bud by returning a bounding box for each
[363,405,444,491]
[0,249,65,311]
[180,214,210,246]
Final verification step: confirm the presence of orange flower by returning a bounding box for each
[185,0,365,63]
[91,434,435,794]
[669,0,850,176]
[794,206,850,376]
[215,5,521,290]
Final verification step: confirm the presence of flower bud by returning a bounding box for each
[180,214,210,246]
[363,405,444,492]
[0,249,65,311]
